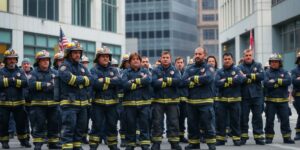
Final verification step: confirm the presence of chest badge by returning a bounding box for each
[231,71,236,76]
[170,70,174,75]
[201,68,205,73]
[81,68,85,73]
[16,72,21,77]
[110,71,114,76]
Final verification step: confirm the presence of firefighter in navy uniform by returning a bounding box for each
[0,49,31,149]
[88,47,121,150]
[151,51,182,150]
[264,53,295,144]
[28,50,61,150]
[215,52,246,146]
[121,53,152,150]
[238,49,265,145]
[292,52,300,141]
[182,47,216,150]
[57,41,92,150]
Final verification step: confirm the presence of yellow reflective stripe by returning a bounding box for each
[33,138,44,143]
[215,97,241,102]
[187,98,214,104]
[152,136,162,142]
[283,133,291,138]
[103,83,109,90]
[247,78,252,84]
[123,100,152,106]
[131,83,137,90]
[127,142,136,146]
[227,77,233,85]
[3,77,9,87]
[206,138,216,144]
[120,134,125,139]
[140,140,151,145]
[16,79,21,88]
[180,97,188,102]
[107,136,117,141]
[232,136,241,141]
[278,78,283,86]
[251,73,256,80]
[68,74,76,86]
[83,76,89,86]
[265,97,289,103]
[62,143,73,149]
[73,142,81,147]
[224,82,229,87]
[93,99,119,105]
[136,130,140,134]
[0,100,26,106]
[105,77,111,84]
[60,100,89,106]
[241,133,249,138]
[0,136,9,141]
[296,129,300,133]
[48,138,59,143]
[265,134,274,138]
[118,93,124,98]
[167,77,172,86]
[189,81,195,88]
[295,92,300,97]
[17,134,28,140]
[162,81,167,88]
[194,75,199,84]
[30,100,59,106]
[89,135,100,142]
[168,136,180,142]
[216,136,225,141]
[89,141,98,145]
[36,82,42,90]
[188,139,200,144]
[152,98,180,104]
[253,134,264,139]
[136,78,141,85]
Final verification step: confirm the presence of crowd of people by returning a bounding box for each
[0,40,300,150]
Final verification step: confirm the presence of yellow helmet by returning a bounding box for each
[35,50,50,60]
[4,48,18,59]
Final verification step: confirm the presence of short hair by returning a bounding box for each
[207,55,218,69]
[142,56,149,61]
[175,57,184,63]
[129,52,142,63]
[161,51,171,57]
[223,52,233,59]
[243,49,253,56]
[194,47,207,55]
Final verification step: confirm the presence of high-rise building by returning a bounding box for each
[0,0,125,68]
[125,0,198,63]
[198,0,219,60]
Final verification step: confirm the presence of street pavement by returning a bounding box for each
[5,104,300,150]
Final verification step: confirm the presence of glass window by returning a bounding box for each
[203,14,215,21]
[102,0,117,32]
[134,14,139,21]
[134,32,139,38]
[126,14,132,21]
[141,13,147,20]
[141,32,147,39]
[148,13,154,20]
[24,34,35,45]
[141,50,147,56]
[202,0,216,10]
[0,0,8,12]
[149,50,154,57]
[36,35,47,47]
[156,31,162,38]
[163,12,169,19]
[163,30,170,38]
[72,0,91,27]
[156,12,162,19]
[24,0,59,21]
[149,31,154,38]
[0,30,11,44]
[203,29,216,40]
[126,32,132,38]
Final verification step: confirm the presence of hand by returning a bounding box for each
[142,74,148,78]
[46,82,52,87]
[158,78,163,81]
[98,78,104,82]
[297,77,300,80]
[269,79,275,83]
[220,78,226,82]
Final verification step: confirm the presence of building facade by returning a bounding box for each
[218,0,273,66]
[0,0,125,68]
[125,0,198,63]
[198,0,219,60]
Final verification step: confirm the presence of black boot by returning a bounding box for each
[125,146,135,150]
[151,143,160,150]
[283,138,295,144]
[48,143,61,149]
[120,140,127,147]
[215,140,225,146]
[184,144,200,150]
[255,139,265,145]
[34,143,42,150]
[180,136,188,143]
[141,145,150,150]
[109,145,120,150]
[265,138,273,144]
[171,142,182,150]
[89,144,98,150]
[240,138,247,145]
[233,140,241,146]
[1,142,9,149]
[82,137,89,144]
[207,144,216,150]
[20,140,32,148]
[294,133,300,141]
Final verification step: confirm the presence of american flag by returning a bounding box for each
[249,29,254,51]
[59,27,69,52]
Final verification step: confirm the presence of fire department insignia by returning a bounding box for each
[81,68,85,73]
[16,73,21,77]
[253,67,257,72]
[210,67,215,72]
[170,70,174,75]
[60,66,66,71]
[110,71,114,76]
[201,68,205,73]
[52,74,55,78]
[140,72,145,76]
[281,74,284,78]
[231,71,236,76]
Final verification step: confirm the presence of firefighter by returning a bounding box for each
[182,47,216,150]
[57,41,92,150]
[28,50,61,150]
[292,51,300,141]
[121,52,152,150]
[215,52,246,146]
[264,53,295,144]
[0,49,31,149]
[53,52,64,70]
[238,49,265,145]
[174,57,188,143]
[151,51,182,150]
[89,47,121,150]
